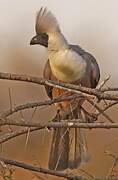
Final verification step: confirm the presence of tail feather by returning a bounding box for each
[35,7,60,34]
[48,108,90,170]
[68,128,81,169]
[48,127,69,170]
[78,128,90,163]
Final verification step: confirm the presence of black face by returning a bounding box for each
[30,33,48,47]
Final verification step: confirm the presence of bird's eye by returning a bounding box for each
[34,37,38,41]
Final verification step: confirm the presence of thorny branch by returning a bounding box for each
[0,72,117,179]
[0,94,114,123]
[1,118,118,129]
[0,156,118,180]
[0,72,116,124]
[87,99,114,123]
[0,157,84,180]
[0,127,42,144]
[0,94,90,118]
[0,72,118,101]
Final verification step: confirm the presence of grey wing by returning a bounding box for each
[89,54,100,88]
[43,59,56,99]
[70,44,100,88]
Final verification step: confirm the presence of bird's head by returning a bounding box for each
[30,33,48,47]
[30,7,60,48]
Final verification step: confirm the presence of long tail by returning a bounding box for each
[48,108,90,170]
[48,127,69,170]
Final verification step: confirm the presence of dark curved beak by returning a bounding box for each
[30,35,39,45]
[30,33,48,47]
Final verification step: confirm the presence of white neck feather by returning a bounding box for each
[48,32,68,51]
[47,32,87,82]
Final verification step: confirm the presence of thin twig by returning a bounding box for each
[97,102,118,116]
[25,107,38,149]
[96,75,111,90]
[78,168,95,179]
[8,87,13,132]
[87,99,114,123]
[101,87,118,92]
[105,151,118,178]
[0,127,42,144]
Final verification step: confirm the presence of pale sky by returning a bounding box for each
[0,0,118,85]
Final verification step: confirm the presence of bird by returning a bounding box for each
[30,7,100,171]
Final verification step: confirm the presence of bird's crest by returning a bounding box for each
[35,7,60,34]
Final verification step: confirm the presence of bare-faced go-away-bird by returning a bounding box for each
[30,7,100,171]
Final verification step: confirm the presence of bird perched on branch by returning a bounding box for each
[30,7,100,170]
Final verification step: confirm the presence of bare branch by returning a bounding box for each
[0,72,117,101]
[0,157,84,179]
[0,94,87,118]
[87,99,114,123]
[96,75,111,90]
[0,71,117,180]
[101,87,118,92]
[97,102,118,116]
[78,168,95,179]
[0,127,41,144]
[0,118,118,129]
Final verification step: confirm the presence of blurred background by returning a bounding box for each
[0,0,118,179]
